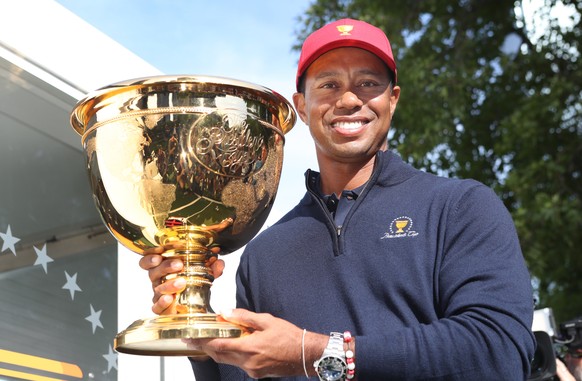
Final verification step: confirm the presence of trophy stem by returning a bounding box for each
[173,248,214,315]
[156,226,220,315]
[113,226,243,356]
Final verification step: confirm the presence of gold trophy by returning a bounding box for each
[70,75,295,356]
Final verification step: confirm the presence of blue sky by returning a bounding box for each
[55,1,308,87]
[56,0,318,220]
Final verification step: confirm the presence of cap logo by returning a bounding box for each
[336,24,354,36]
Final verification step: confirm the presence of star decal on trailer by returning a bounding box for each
[62,271,83,300]
[0,225,20,255]
[103,345,119,372]
[0,223,118,374]
[85,304,104,334]
[33,244,53,273]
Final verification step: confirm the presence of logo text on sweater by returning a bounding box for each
[381,216,418,239]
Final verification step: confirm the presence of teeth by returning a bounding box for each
[333,121,365,130]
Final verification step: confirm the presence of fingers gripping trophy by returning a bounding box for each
[70,75,295,356]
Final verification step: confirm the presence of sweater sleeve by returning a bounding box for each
[356,183,536,380]
[190,358,221,381]
[190,358,252,381]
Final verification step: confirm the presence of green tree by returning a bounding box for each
[294,0,582,323]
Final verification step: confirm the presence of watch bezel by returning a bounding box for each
[316,355,347,381]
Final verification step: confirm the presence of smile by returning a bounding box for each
[331,120,367,131]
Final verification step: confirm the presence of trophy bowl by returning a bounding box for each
[70,75,295,356]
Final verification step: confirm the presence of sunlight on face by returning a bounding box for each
[294,47,399,166]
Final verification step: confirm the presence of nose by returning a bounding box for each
[336,90,363,109]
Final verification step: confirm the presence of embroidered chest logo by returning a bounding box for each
[381,216,419,239]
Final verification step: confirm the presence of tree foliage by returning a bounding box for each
[294,0,582,322]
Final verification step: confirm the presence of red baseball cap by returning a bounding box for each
[296,18,397,91]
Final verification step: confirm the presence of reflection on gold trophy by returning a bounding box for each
[70,75,295,356]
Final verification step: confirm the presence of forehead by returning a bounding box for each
[305,47,388,78]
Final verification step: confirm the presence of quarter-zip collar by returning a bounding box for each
[301,150,418,256]
[302,149,419,209]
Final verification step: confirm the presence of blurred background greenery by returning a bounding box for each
[293,0,581,323]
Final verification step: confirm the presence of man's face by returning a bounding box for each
[293,47,400,166]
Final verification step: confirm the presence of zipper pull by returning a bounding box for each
[337,225,342,236]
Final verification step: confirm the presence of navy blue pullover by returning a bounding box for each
[192,149,535,380]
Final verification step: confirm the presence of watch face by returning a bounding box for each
[317,356,347,381]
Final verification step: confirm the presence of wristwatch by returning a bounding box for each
[314,332,347,381]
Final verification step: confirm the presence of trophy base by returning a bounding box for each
[114,313,242,356]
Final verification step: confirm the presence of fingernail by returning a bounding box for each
[150,256,161,265]
[170,260,183,270]
[174,278,186,288]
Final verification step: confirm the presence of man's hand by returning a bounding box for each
[139,245,224,315]
[556,358,576,381]
[185,308,328,379]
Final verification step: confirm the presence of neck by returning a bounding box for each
[317,153,378,196]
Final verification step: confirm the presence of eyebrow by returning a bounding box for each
[312,71,338,81]
[313,68,385,81]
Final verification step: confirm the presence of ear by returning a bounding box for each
[292,92,308,124]
[390,86,401,116]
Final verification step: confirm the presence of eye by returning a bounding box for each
[358,80,379,87]
[319,81,339,89]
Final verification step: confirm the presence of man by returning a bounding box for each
[563,348,582,381]
[142,19,536,380]
[557,356,580,381]
[557,321,582,381]
[556,349,582,381]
